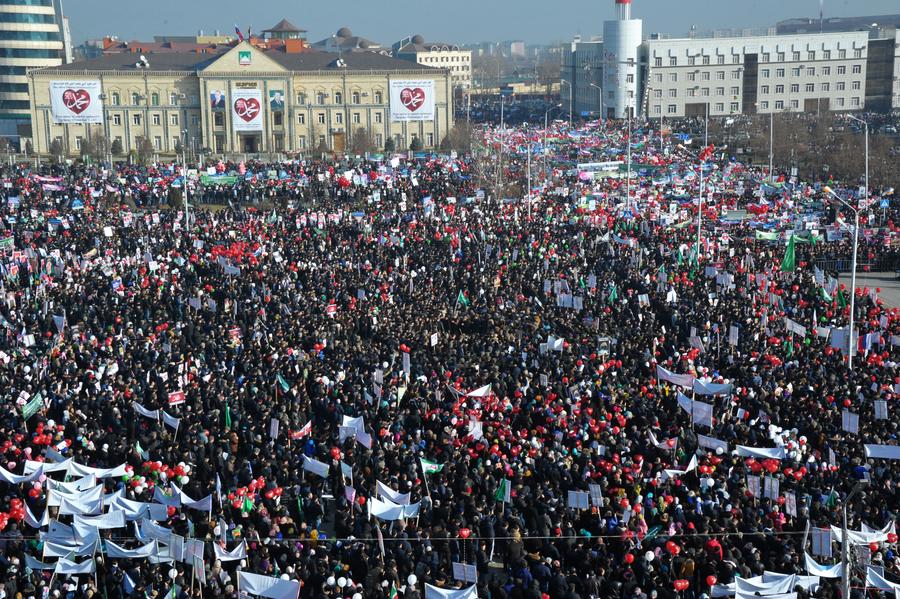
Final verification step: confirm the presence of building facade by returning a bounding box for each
[0,0,64,142]
[394,36,472,91]
[562,0,900,118]
[27,42,454,156]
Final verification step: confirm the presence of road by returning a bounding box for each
[839,271,900,308]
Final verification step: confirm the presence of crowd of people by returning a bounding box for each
[0,118,897,599]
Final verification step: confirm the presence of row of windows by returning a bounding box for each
[655,87,741,98]
[652,102,741,114]
[0,30,60,41]
[653,48,862,68]
[297,91,383,105]
[759,97,860,109]
[761,49,861,62]
[295,133,433,150]
[0,65,25,76]
[1,0,54,6]
[421,55,469,63]
[108,112,188,127]
[760,64,860,77]
[760,81,861,93]
[212,110,387,128]
[0,12,56,23]
[653,70,742,83]
[108,91,196,106]
[0,99,29,109]
[0,47,59,58]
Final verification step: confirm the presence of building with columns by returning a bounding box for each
[26,41,454,156]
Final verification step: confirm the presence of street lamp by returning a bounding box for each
[755,101,774,183]
[824,185,860,370]
[841,481,868,599]
[560,79,572,125]
[588,83,603,122]
[543,104,562,181]
[845,113,869,217]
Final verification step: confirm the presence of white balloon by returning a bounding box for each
[134,485,144,494]
[213,525,221,535]
[280,574,290,581]
[353,594,362,599]
[645,551,655,562]
[337,577,347,588]
[181,475,190,485]
[408,574,417,585]
[327,577,336,587]
[168,568,178,579]
[183,465,191,474]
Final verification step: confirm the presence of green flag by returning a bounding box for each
[607,283,618,304]
[456,290,470,307]
[676,248,684,267]
[495,478,511,503]
[296,496,303,517]
[836,288,848,309]
[241,496,254,513]
[780,235,796,272]
[820,287,833,302]
[420,458,444,475]
[276,373,290,393]
[225,404,232,429]
[754,230,779,241]
[783,336,794,358]
[389,584,399,599]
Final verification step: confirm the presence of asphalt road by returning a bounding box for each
[839,271,900,307]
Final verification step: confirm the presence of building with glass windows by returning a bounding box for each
[0,0,64,144]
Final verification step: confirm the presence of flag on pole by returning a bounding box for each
[456,290,470,307]
[234,25,244,42]
[781,234,796,272]
[420,458,443,475]
[836,288,848,309]
[607,283,618,304]
[225,403,232,429]
[290,420,312,440]
[276,373,290,393]
[495,478,511,503]
[241,496,254,513]
[820,287,832,302]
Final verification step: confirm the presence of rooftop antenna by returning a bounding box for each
[819,0,824,33]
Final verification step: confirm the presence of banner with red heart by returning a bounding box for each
[400,87,425,112]
[390,80,434,122]
[51,81,102,123]
[231,90,263,131]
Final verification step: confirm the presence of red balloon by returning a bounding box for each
[624,553,635,564]
[869,542,879,552]
[674,579,689,592]
[459,528,471,539]
[887,533,898,544]
[706,575,718,587]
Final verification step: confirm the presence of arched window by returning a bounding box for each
[316,92,325,104]
[150,92,160,106]
[352,92,360,104]
[111,92,120,106]
[131,92,140,105]
[334,91,343,104]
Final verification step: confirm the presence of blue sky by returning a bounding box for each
[64,0,898,46]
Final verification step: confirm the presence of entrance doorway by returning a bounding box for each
[241,135,260,153]
[332,131,345,153]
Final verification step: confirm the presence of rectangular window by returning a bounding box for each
[715,102,724,111]
[805,83,814,92]
[806,67,815,76]
[760,101,769,110]
[807,51,815,60]
[777,52,785,61]
[790,84,799,93]
[153,136,161,150]
[668,89,677,98]
[775,100,784,109]
[730,102,739,112]
[426,133,434,147]
[374,92,383,104]
[790,100,799,109]
[191,115,199,126]
[838,49,846,59]
[688,56,696,66]
[776,68,785,77]
[775,84,784,94]
[761,85,770,94]
[627,73,635,83]
[170,114,178,126]
[686,89,695,97]
[298,135,306,148]
[654,89,662,98]
[702,72,710,81]
[702,55,710,65]
[853,49,862,58]
[836,97,845,107]
[172,137,178,149]
[352,112,361,124]
[716,87,724,96]
[822,66,830,75]
[669,57,677,66]
[152,114,161,126]
[374,112,382,124]
[837,82,845,91]
[852,64,861,74]
[113,114,121,126]
[851,81,860,90]
[701,87,710,96]
[273,112,283,126]
[298,93,307,105]
[716,71,725,80]
[170,93,178,105]
[761,53,770,62]
[851,97,860,106]
[317,113,326,124]
[654,57,662,67]
[837,66,846,75]
[761,69,770,78]
[655,73,663,82]
[335,113,343,124]
[791,68,801,76]
[792,51,800,61]
[668,73,675,82]
[214,112,224,127]
[133,114,141,126]
[75,137,82,150]
[823,50,831,59]
[375,134,382,147]
[821,82,829,91]
[731,86,739,95]
[667,104,677,114]
[718,55,725,65]
[687,72,696,81]
[298,113,305,124]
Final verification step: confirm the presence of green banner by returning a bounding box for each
[200,175,239,185]
[21,394,42,420]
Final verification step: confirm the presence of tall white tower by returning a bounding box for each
[602,0,642,119]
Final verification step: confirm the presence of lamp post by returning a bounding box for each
[846,114,869,217]
[755,102,773,183]
[841,481,868,599]
[543,103,562,181]
[824,186,859,370]
[588,83,603,122]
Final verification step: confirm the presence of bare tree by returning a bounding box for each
[349,127,374,155]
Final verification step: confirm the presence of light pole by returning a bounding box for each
[588,83,603,122]
[841,481,868,599]
[824,186,860,370]
[560,79,572,125]
[543,104,562,181]
[846,114,869,215]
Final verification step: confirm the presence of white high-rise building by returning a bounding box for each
[0,0,64,144]
[602,0,642,118]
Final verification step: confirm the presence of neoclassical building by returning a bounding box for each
[27,41,455,156]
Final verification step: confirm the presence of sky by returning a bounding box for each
[64,0,899,46]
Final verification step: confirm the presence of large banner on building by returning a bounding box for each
[231,88,263,132]
[389,79,435,122]
[49,81,103,124]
